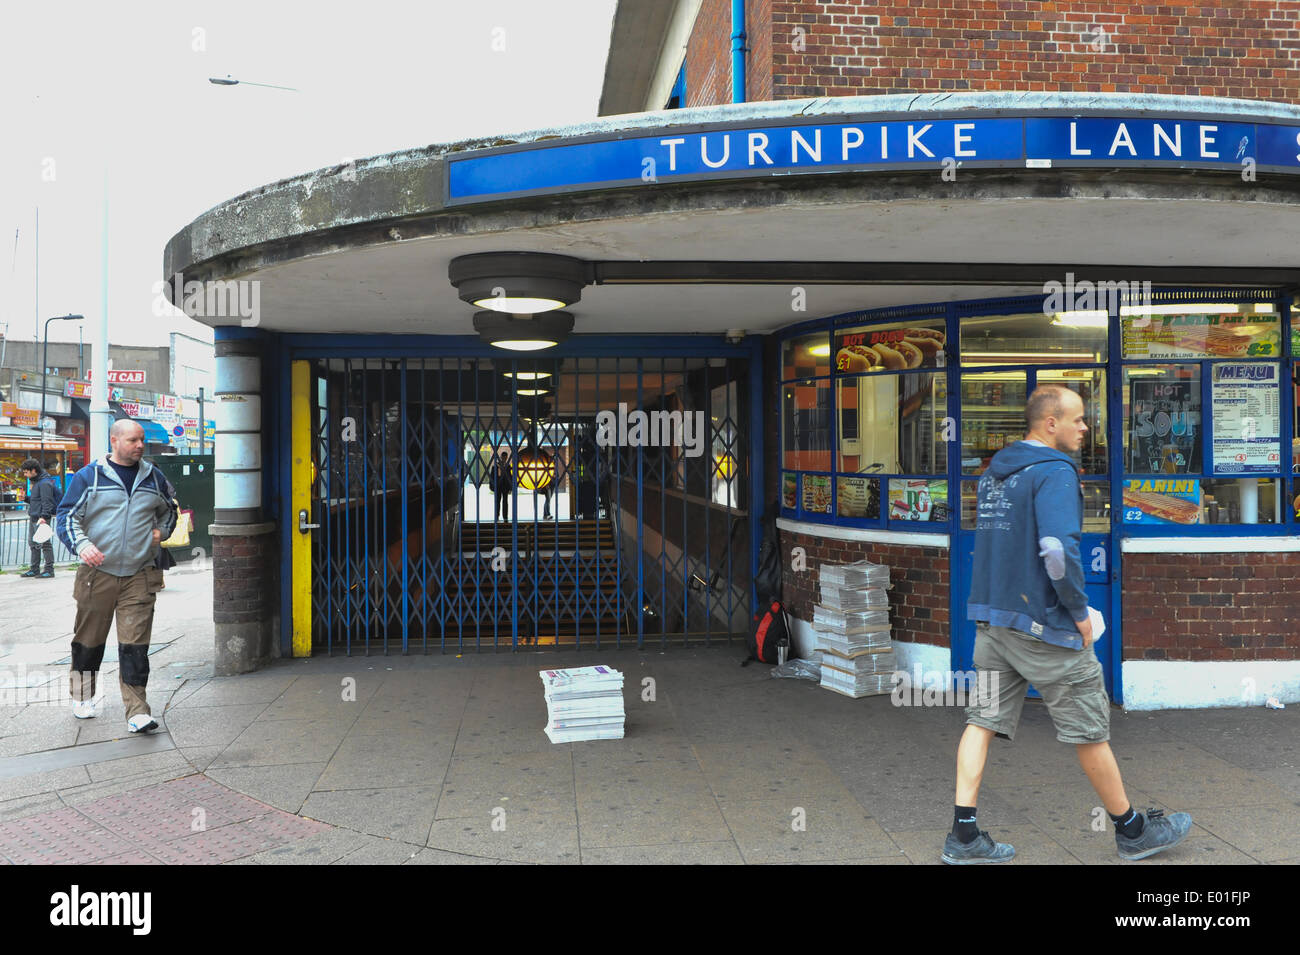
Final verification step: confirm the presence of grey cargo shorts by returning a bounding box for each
[964,623,1110,744]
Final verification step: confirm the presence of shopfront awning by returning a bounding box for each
[70,398,127,420]
[70,400,172,444]
[136,419,170,444]
[0,425,80,452]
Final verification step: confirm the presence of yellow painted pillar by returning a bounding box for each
[290,360,313,657]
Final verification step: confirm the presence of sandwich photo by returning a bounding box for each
[1122,488,1200,524]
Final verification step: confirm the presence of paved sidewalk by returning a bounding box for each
[1,563,1297,864]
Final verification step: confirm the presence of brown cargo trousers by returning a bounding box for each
[69,563,164,720]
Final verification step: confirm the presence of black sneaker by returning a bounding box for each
[942,830,1015,865]
[1116,808,1193,861]
[19,569,39,578]
[38,570,54,578]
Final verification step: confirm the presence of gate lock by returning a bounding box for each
[298,509,320,533]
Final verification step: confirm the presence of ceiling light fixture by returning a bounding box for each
[473,311,574,351]
[449,252,586,313]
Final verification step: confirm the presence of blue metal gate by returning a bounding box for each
[303,350,755,653]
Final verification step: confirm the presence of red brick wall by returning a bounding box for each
[213,531,279,626]
[1123,552,1300,661]
[687,0,734,107]
[781,529,951,646]
[684,1,1300,105]
[748,0,774,101]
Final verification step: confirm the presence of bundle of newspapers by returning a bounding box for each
[539,665,625,743]
[814,561,896,698]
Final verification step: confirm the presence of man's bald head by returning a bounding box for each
[1024,385,1088,454]
[108,419,146,465]
[110,419,144,441]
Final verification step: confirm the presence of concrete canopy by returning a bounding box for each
[163,92,1300,341]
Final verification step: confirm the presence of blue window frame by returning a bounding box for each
[777,288,1297,538]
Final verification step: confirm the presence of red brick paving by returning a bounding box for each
[0,774,331,865]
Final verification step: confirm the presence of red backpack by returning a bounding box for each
[744,600,790,666]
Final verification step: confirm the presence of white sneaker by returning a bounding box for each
[126,713,159,734]
[72,699,97,719]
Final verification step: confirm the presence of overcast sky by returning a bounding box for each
[0,0,617,350]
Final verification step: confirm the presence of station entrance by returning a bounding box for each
[293,351,755,653]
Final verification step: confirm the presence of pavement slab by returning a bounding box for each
[427,807,580,864]
[300,786,437,843]
[719,795,901,864]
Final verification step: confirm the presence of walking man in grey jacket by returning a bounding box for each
[20,458,58,578]
[55,421,176,733]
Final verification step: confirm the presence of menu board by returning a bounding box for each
[782,472,798,510]
[837,476,880,519]
[1211,363,1281,474]
[802,474,832,514]
[835,318,946,373]
[1122,312,1281,359]
[1128,377,1200,474]
[887,479,949,522]
[1122,478,1201,525]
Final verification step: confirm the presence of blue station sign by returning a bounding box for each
[447,113,1300,205]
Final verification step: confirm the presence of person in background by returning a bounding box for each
[20,458,58,578]
[55,421,176,734]
[491,448,514,522]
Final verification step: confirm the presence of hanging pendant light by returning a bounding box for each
[473,311,574,351]
[516,418,555,492]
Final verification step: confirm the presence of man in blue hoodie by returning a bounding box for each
[942,385,1192,864]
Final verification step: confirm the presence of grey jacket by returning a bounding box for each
[55,456,173,578]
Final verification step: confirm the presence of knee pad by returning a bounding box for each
[70,642,107,673]
[119,644,151,687]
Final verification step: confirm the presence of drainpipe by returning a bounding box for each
[731,0,746,103]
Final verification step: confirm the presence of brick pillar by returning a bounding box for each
[211,523,279,674]
[210,333,277,674]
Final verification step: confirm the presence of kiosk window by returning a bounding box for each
[961,312,1107,366]
[782,381,831,471]
[836,372,946,475]
[1122,365,1201,475]
[782,334,831,380]
[961,371,1026,476]
[1038,368,1108,475]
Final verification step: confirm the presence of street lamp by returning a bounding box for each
[41,313,83,457]
[208,74,298,91]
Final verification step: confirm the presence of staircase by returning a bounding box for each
[454,518,628,646]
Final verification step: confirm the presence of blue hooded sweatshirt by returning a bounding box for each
[967,440,1089,650]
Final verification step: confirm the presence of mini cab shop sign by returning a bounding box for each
[447,113,1300,203]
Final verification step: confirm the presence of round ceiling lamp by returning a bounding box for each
[515,424,556,492]
[474,311,574,351]
[449,252,586,313]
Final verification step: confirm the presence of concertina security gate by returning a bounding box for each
[305,355,753,653]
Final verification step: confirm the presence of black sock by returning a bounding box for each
[953,805,979,843]
[1109,806,1144,837]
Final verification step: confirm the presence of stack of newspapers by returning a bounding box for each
[814,561,896,698]
[539,665,626,743]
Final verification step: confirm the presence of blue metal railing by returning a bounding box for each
[0,515,78,571]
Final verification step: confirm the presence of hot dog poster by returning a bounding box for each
[835,320,946,373]
[1211,363,1280,474]
[1121,312,1281,360]
[1123,478,1201,525]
